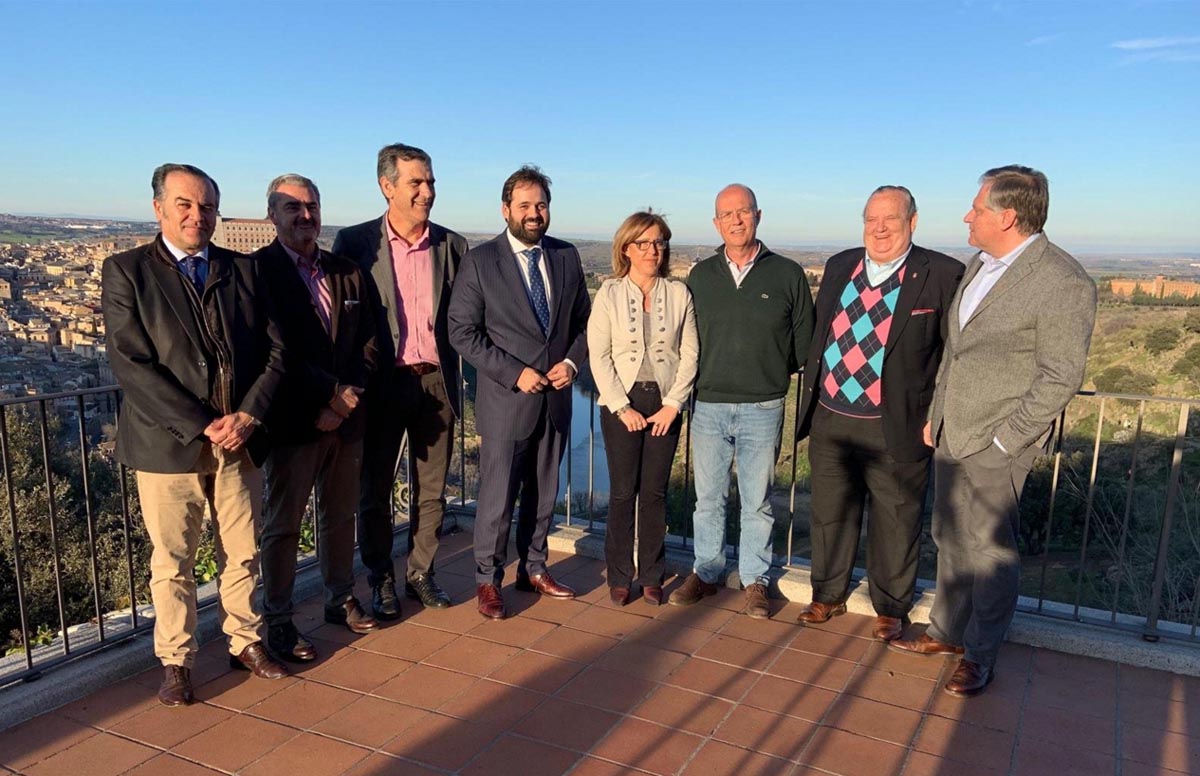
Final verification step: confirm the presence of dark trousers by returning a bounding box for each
[600,383,680,587]
[473,405,565,586]
[807,405,930,619]
[928,440,1037,669]
[261,433,361,624]
[358,368,455,586]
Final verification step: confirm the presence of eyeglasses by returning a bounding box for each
[716,207,757,223]
[629,239,668,252]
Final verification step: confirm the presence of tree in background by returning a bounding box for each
[1144,326,1181,356]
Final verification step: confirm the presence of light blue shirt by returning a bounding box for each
[957,232,1040,331]
[863,246,911,286]
[725,241,763,288]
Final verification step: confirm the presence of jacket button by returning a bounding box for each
[198,360,206,368]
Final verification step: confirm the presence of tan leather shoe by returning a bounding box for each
[944,659,993,697]
[796,601,846,624]
[743,583,770,620]
[668,573,718,606]
[888,632,965,656]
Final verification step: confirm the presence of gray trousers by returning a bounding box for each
[261,433,361,624]
[928,440,1038,668]
[473,411,565,586]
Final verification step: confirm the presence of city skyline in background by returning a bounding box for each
[1,0,1197,252]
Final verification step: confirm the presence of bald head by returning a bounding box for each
[713,183,761,254]
[715,183,757,215]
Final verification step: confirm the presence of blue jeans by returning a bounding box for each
[689,398,785,586]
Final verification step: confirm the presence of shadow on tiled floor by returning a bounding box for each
[2,528,1198,775]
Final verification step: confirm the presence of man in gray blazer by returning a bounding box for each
[448,165,591,620]
[891,166,1097,698]
[333,144,468,617]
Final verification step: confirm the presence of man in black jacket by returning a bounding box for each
[101,163,289,707]
[253,174,381,663]
[795,186,963,641]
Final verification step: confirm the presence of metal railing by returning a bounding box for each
[2,374,1197,689]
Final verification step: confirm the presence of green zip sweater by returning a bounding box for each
[686,245,815,403]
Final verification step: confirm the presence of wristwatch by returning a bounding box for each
[614,405,631,418]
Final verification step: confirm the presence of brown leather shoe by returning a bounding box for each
[642,585,664,606]
[158,665,193,706]
[515,571,576,599]
[944,659,993,697]
[477,583,506,619]
[872,615,906,642]
[229,642,289,679]
[324,597,380,634]
[796,600,846,624]
[888,632,965,656]
[609,586,630,606]
[743,582,770,620]
[668,573,718,606]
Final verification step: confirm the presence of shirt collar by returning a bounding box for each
[724,240,762,268]
[507,230,543,258]
[384,213,430,249]
[981,232,1040,268]
[162,235,209,262]
[281,241,320,269]
[865,244,912,270]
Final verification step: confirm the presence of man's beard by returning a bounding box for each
[508,216,547,245]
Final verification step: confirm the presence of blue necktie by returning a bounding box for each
[184,256,207,297]
[524,247,550,334]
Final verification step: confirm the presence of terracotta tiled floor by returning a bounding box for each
[2,529,1199,775]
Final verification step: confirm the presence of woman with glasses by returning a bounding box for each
[587,212,699,606]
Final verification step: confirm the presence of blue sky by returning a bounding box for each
[1,0,1197,252]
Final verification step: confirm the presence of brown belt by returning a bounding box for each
[396,362,439,377]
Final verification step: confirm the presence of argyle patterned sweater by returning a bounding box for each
[818,259,906,417]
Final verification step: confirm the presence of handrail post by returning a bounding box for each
[1143,403,1189,642]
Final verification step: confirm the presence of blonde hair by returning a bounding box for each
[611,211,672,278]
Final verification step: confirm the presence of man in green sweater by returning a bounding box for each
[670,184,814,618]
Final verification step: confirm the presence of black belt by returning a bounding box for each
[396,362,439,377]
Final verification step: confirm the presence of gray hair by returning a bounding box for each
[864,185,917,220]
[715,183,758,214]
[980,165,1049,236]
[377,143,432,183]
[266,173,320,209]
[151,163,220,204]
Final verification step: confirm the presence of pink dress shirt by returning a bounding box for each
[282,243,332,334]
[385,217,439,367]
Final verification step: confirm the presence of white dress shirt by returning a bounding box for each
[958,232,1040,331]
[507,230,552,305]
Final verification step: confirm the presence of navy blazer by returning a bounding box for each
[796,244,963,462]
[101,237,284,472]
[448,231,591,440]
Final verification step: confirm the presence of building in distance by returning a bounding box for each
[212,217,276,254]
[1110,275,1200,301]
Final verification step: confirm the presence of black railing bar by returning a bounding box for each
[787,380,802,564]
[458,355,467,509]
[117,462,138,631]
[565,414,573,527]
[75,394,105,643]
[1016,598,1199,644]
[0,386,121,408]
[37,400,70,656]
[1073,397,1107,620]
[683,392,693,549]
[1036,411,1069,613]
[587,392,595,531]
[1110,400,1146,624]
[0,407,35,671]
[1075,389,1200,407]
[1143,403,1190,642]
[1189,563,1199,639]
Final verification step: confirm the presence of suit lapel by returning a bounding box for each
[146,243,207,354]
[962,236,1044,330]
[430,225,447,314]
[948,254,984,337]
[883,248,929,358]
[815,254,857,337]
[207,247,237,346]
[323,248,344,345]
[546,243,566,337]
[371,218,399,341]
[494,233,546,338]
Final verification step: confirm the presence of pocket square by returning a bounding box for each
[343,298,360,309]
[911,308,936,316]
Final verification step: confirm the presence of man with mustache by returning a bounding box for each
[334,144,469,617]
[254,174,380,662]
[448,165,591,619]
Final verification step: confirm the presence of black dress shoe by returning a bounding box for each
[325,597,380,634]
[372,581,402,621]
[158,665,193,706]
[406,573,451,609]
[268,622,317,662]
[229,642,289,679]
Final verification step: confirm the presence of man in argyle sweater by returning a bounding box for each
[796,186,963,642]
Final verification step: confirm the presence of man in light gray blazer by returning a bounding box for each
[891,165,1097,698]
[333,143,468,618]
[448,165,591,620]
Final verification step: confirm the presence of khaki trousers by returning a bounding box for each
[136,444,264,667]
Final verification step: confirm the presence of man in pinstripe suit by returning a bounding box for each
[448,166,591,620]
